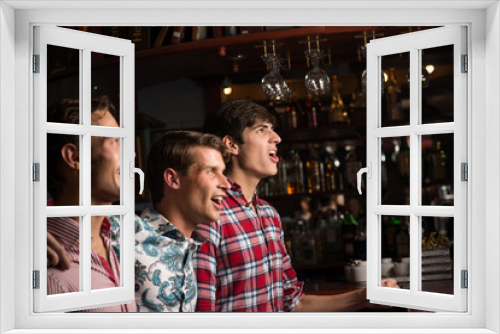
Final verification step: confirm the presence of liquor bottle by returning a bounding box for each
[383,216,401,258]
[307,100,319,128]
[427,140,447,182]
[276,156,287,195]
[274,103,288,131]
[302,220,317,264]
[285,150,304,195]
[305,146,323,193]
[385,68,403,121]
[328,74,347,124]
[286,104,298,130]
[324,149,343,192]
[396,218,410,258]
[397,137,410,181]
[292,220,305,265]
[325,209,342,262]
[315,218,327,264]
[341,209,358,262]
[343,145,362,189]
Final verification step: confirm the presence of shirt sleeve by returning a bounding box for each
[277,213,304,312]
[193,221,220,312]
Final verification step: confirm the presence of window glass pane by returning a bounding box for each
[47,134,81,205]
[47,216,81,295]
[380,215,410,290]
[421,45,454,124]
[47,45,80,124]
[91,136,122,206]
[422,134,454,206]
[381,52,410,127]
[91,215,122,290]
[421,216,454,295]
[381,136,410,205]
[91,52,121,127]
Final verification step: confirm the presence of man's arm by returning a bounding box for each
[293,279,400,312]
[193,222,220,312]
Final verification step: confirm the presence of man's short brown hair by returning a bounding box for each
[147,130,229,205]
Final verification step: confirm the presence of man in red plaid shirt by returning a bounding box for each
[194,100,399,312]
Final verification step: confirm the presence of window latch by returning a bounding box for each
[129,161,144,195]
[357,162,372,195]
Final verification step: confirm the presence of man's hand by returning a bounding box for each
[366,278,401,310]
[47,232,71,270]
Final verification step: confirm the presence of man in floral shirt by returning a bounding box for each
[127,131,229,312]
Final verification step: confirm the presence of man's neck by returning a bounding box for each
[155,201,195,238]
[226,169,260,206]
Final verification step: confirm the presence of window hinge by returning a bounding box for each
[33,163,40,182]
[33,54,40,73]
[461,162,468,181]
[33,270,40,289]
[461,270,468,289]
[461,54,468,73]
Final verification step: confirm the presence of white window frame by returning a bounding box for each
[1,1,498,333]
[365,26,468,312]
[32,25,136,312]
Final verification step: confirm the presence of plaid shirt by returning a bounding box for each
[193,179,304,312]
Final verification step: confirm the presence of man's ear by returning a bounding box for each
[60,143,79,170]
[222,135,239,156]
[163,168,181,189]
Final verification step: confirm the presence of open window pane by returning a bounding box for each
[422,134,454,206]
[380,215,410,290]
[381,136,410,205]
[91,136,122,206]
[381,52,410,127]
[91,52,121,127]
[47,45,80,124]
[91,215,122,290]
[34,25,135,313]
[421,216,454,295]
[47,134,81,204]
[47,216,81,295]
[421,45,454,124]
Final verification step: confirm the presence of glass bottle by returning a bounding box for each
[385,68,403,121]
[324,148,343,192]
[341,209,358,262]
[286,150,304,195]
[305,146,323,193]
[325,209,342,262]
[328,74,346,124]
[397,137,410,181]
[292,220,305,265]
[302,220,317,264]
[307,100,319,128]
[286,104,298,130]
[427,140,447,182]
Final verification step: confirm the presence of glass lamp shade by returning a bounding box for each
[261,56,291,101]
[305,65,331,96]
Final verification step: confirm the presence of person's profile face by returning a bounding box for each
[177,147,229,225]
[90,110,121,204]
[236,120,281,179]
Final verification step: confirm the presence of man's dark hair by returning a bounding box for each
[47,96,116,200]
[203,100,274,144]
[147,130,229,205]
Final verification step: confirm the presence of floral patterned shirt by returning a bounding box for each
[110,208,204,312]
